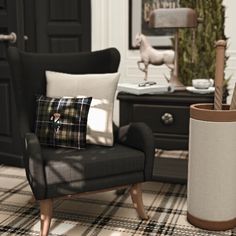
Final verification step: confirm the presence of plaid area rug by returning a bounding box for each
[0,166,235,236]
[155,149,188,160]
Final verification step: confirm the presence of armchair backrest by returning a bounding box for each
[7,47,120,136]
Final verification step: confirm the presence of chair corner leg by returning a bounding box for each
[40,198,53,236]
[130,183,149,220]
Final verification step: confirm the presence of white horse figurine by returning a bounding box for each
[135,33,175,81]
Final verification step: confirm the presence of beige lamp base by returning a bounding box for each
[169,75,186,91]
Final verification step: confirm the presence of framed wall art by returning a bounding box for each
[129,0,179,49]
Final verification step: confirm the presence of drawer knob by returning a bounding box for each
[161,113,174,125]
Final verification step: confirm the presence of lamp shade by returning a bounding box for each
[149,8,198,28]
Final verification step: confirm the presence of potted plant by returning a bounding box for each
[178,0,228,87]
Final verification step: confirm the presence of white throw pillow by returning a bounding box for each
[46,71,120,146]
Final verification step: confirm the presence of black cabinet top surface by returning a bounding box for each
[117,90,227,105]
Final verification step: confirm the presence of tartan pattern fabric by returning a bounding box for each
[35,95,92,149]
[155,149,188,160]
[0,165,236,236]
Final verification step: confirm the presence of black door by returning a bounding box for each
[24,0,91,53]
[0,0,91,166]
[0,0,25,166]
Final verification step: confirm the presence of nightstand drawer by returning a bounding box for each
[132,104,189,135]
[117,91,226,150]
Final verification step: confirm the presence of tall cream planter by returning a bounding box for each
[187,103,236,230]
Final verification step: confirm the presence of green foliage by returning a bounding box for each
[178,0,227,86]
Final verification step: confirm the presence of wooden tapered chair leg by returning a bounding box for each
[40,199,53,236]
[130,183,148,220]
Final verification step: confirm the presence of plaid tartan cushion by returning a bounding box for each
[35,95,92,149]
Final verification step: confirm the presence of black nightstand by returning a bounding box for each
[117,90,227,183]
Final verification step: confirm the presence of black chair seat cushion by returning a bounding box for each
[42,144,145,185]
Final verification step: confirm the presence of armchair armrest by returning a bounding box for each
[24,133,46,200]
[117,122,155,181]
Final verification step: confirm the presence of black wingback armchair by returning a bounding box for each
[7,47,155,236]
